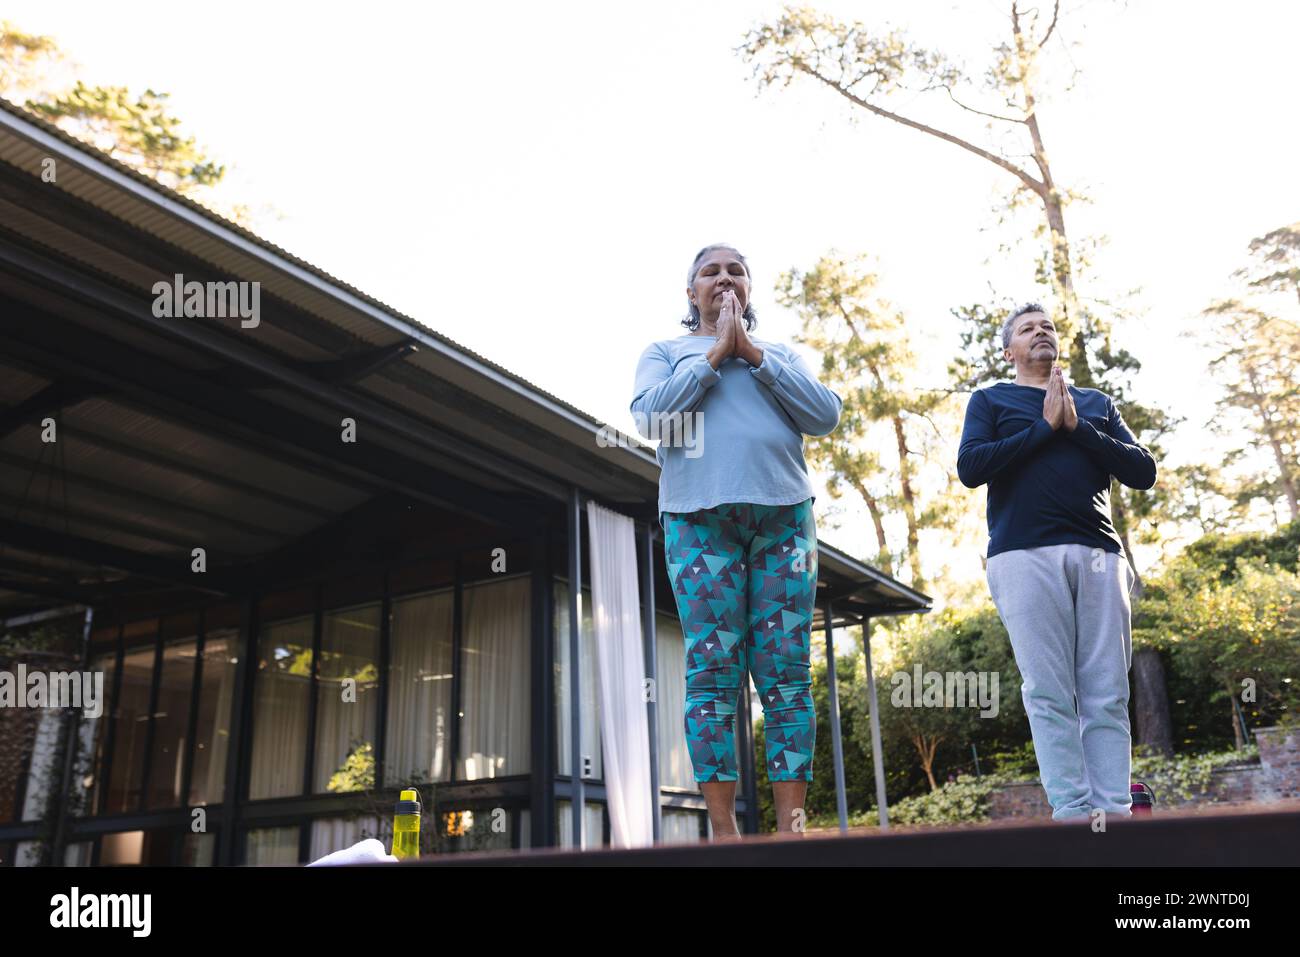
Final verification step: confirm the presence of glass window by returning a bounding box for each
[385,589,454,789]
[555,800,606,850]
[458,575,531,780]
[309,815,382,862]
[145,638,197,809]
[655,611,702,790]
[245,826,300,866]
[0,700,24,824]
[554,579,601,780]
[181,832,216,866]
[106,645,156,813]
[1,615,85,825]
[71,651,117,817]
[15,697,68,824]
[12,841,42,866]
[313,604,380,794]
[660,809,706,844]
[248,616,313,800]
[440,804,526,853]
[64,842,93,866]
[99,828,172,865]
[189,630,237,807]
[100,830,143,865]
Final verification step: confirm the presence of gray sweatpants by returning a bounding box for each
[986,543,1137,820]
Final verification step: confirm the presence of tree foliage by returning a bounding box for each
[27,82,225,193]
[1,20,244,220]
[774,253,967,588]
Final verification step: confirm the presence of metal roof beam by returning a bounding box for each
[217,341,422,389]
[0,578,100,604]
[0,114,650,477]
[0,303,546,532]
[53,424,337,522]
[0,164,362,355]
[0,233,573,508]
[0,489,204,553]
[0,380,102,440]
[0,517,237,595]
[0,449,284,545]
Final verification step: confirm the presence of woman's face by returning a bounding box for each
[688,249,750,324]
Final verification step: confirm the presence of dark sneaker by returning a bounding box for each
[1130,782,1156,816]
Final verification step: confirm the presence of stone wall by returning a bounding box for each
[987,725,1300,819]
[1254,726,1300,800]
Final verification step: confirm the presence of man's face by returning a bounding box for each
[1005,311,1058,369]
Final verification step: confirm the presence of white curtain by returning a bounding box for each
[660,809,705,844]
[309,815,381,861]
[64,842,94,866]
[385,588,454,788]
[654,612,696,790]
[586,501,654,849]
[190,632,237,806]
[248,616,312,800]
[555,800,607,849]
[458,575,531,779]
[554,579,602,779]
[245,826,300,866]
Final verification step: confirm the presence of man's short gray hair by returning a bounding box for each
[1001,302,1047,350]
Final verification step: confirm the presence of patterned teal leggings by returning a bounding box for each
[660,499,818,783]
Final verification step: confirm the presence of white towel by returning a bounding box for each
[306,838,398,866]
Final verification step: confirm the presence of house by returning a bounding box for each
[0,97,930,865]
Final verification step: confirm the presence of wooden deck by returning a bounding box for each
[394,799,1300,866]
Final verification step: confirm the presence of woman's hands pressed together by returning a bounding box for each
[706,291,738,369]
[706,291,764,371]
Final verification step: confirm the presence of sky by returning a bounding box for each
[5,0,1297,595]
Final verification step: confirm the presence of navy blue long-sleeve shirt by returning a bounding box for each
[957,381,1156,558]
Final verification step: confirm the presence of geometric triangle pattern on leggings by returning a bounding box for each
[661,499,818,783]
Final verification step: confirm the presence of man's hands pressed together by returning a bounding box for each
[706,291,764,370]
[1042,365,1077,432]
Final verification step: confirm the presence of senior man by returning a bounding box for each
[957,303,1157,822]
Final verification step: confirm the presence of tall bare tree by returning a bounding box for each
[739,1,1101,384]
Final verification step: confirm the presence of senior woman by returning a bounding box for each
[629,243,843,840]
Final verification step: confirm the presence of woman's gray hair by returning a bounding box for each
[682,243,758,332]
[1001,302,1047,350]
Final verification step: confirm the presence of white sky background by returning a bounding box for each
[6,0,1297,595]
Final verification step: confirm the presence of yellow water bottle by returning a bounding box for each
[392,788,421,860]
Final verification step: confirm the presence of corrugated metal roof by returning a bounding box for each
[0,95,930,616]
[0,95,651,448]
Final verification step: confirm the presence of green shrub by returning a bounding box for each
[841,771,1022,828]
[1131,742,1261,806]
[824,743,1264,829]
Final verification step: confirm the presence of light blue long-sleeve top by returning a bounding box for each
[629,334,843,525]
